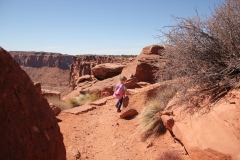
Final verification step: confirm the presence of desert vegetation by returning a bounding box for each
[158,0,240,110]
[141,85,177,140]
[141,98,166,140]
[68,93,99,107]
[45,97,72,111]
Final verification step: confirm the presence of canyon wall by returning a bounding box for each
[10,51,73,70]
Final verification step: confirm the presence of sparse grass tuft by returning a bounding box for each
[78,93,99,103]
[141,85,177,140]
[46,97,72,111]
[68,97,81,107]
[157,150,182,160]
[141,99,166,141]
[67,93,99,108]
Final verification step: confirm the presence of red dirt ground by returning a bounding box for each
[58,98,189,160]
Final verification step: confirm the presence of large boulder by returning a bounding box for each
[169,90,240,160]
[121,45,166,82]
[92,63,125,80]
[0,47,66,160]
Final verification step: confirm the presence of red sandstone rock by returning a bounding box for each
[77,75,93,83]
[34,82,42,94]
[0,47,66,160]
[120,109,138,119]
[42,89,61,99]
[125,76,138,89]
[161,115,174,131]
[63,104,96,115]
[92,63,125,80]
[169,90,240,160]
[121,45,166,82]
[69,55,135,90]
[141,45,164,55]
[49,103,62,116]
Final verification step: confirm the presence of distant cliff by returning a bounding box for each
[10,51,73,70]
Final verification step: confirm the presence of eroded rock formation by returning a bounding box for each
[121,45,166,82]
[67,45,165,97]
[0,47,66,160]
[10,51,73,70]
[69,55,135,90]
[92,63,126,80]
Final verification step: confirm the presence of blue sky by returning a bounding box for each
[0,0,224,55]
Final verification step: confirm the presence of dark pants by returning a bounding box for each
[116,97,123,111]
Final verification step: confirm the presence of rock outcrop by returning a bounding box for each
[66,45,166,98]
[69,55,135,90]
[92,63,126,80]
[10,51,73,70]
[0,47,66,160]
[121,45,166,82]
[168,90,240,160]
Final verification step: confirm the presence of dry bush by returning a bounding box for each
[78,93,99,103]
[68,97,81,107]
[68,93,99,108]
[158,0,240,110]
[46,97,72,111]
[156,85,177,107]
[157,150,182,160]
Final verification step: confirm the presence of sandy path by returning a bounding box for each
[58,99,182,160]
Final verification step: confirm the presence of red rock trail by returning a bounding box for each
[58,98,187,160]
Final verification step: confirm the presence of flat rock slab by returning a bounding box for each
[120,109,138,119]
[90,96,115,106]
[63,104,96,115]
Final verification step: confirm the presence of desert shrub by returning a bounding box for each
[157,150,182,160]
[156,85,177,107]
[46,97,71,111]
[158,0,240,110]
[141,85,177,140]
[78,93,99,103]
[68,97,81,107]
[68,93,99,108]
[141,99,166,141]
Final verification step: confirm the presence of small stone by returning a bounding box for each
[146,142,153,148]
[74,151,81,159]
[32,126,39,133]
[120,109,138,119]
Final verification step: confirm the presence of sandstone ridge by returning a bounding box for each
[10,51,73,70]
[0,47,66,160]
